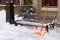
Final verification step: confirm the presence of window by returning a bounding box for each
[42,0,58,11]
[14,0,20,5]
[0,0,20,5]
[24,0,33,5]
[0,0,6,5]
[42,0,58,7]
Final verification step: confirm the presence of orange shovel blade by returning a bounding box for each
[34,27,47,36]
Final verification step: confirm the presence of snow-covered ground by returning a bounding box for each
[0,10,60,40]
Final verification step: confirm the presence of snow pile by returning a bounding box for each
[0,10,60,40]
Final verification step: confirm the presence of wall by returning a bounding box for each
[57,0,60,27]
[41,11,57,16]
[0,6,5,11]
[14,6,20,14]
[0,6,20,15]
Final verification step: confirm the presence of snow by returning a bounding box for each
[0,9,60,40]
[41,7,58,11]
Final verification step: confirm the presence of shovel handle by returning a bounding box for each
[41,4,49,28]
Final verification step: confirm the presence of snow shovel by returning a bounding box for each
[34,4,49,36]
